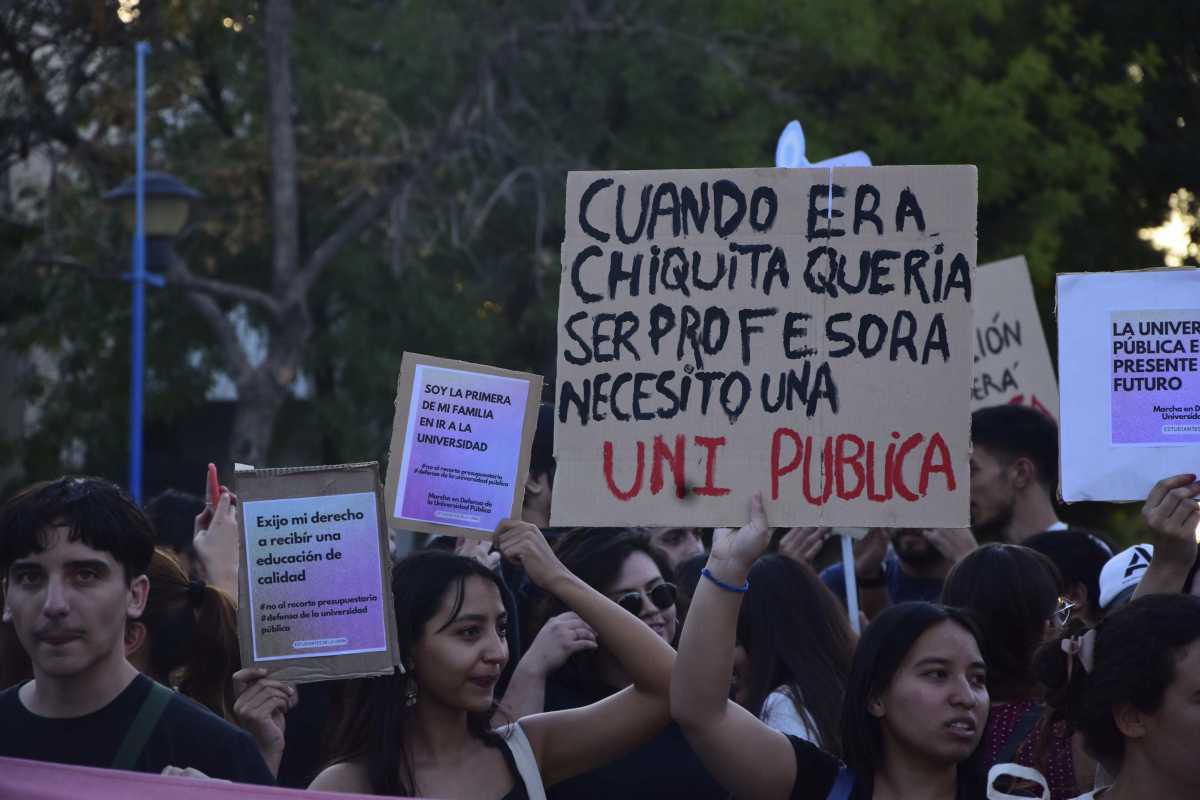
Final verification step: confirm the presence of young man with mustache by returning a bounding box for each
[0,477,273,783]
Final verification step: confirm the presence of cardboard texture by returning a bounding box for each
[972,256,1059,418]
[1058,268,1200,502]
[235,462,399,683]
[384,352,543,540]
[554,166,977,527]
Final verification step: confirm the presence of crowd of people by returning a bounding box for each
[1,404,1199,800]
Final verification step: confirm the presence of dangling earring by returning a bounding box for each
[404,675,418,707]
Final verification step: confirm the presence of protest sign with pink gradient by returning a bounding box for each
[242,491,389,661]
[392,364,533,533]
[1110,308,1200,446]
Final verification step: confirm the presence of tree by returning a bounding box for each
[1,0,1193,544]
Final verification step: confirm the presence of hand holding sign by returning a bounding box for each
[778,526,831,564]
[921,527,978,564]
[195,490,240,600]
[1133,474,1200,600]
[232,667,298,777]
[709,493,770,584]
[495,519,569,591]
[455,536,501,572]
[1142,474,1200,561]
[852,528,890,580]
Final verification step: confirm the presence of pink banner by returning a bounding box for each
[0,756,416,799]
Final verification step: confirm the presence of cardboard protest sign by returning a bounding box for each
[554,166,977,527]
[971,256,1059,418]
[1058,268,1200,502]
[384,353,542,540]
[235,462,398,682]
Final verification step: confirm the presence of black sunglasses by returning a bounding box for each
[616,582,677,616]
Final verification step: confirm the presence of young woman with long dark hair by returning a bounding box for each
[672,495,990,800]
[941,543,1093,799]
[310,520,674,798]
[733,554,854,751]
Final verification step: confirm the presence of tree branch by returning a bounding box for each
[166,261,283,318]
[182,289,253,382]
[25,252,282,319]
[286,170,413,306]
[21,253,125,282]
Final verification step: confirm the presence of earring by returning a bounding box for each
[404,675,418,707]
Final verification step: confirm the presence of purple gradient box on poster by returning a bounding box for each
[243,491,389,661]
[1110,309,1200,446]
[393,365,532,533]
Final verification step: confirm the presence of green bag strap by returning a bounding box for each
[110,680,173,771]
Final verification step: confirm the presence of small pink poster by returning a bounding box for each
[242,491,389,661]
[389,359,539,536]
[1110,308,1200,446]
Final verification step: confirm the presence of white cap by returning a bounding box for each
[1098,544,1154,609]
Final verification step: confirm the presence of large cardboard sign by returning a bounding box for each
[971,256,1059,418]
[236,462,399,682]
[1058,268,1200,502]
[554,166,977,527]
[384,353,542,540]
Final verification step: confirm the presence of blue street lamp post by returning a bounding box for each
[102,42,201,503]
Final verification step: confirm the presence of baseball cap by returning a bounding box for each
[1098,544,1154,609]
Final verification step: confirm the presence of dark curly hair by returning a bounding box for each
[1035,594,1200,771]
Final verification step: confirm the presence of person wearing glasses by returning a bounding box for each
[941,543,1095,800]
[499,527,723,800]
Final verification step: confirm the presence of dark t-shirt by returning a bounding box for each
[785,735,982,800]
[821,554,944,608]
[543,681,724,800]
[276,680,332,788]
[0,674,274,784]
[786,734,847,800]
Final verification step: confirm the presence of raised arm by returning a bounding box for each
[1134,473,1200,599]
[670,494,800,800]
[194,490,240,603]
[494,520,673,787]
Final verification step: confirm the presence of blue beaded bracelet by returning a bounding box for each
[701,567,750,593]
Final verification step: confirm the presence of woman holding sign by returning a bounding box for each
[310,519,674,798]
[672,494,990,800]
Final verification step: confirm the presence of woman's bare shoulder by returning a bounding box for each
[309,760,372,793]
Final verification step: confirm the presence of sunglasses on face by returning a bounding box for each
[616,582,677,616]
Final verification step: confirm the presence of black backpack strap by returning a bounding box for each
[111,681,173,771]
[996,704,1043,766]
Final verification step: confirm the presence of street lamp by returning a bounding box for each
[103,163,201,503]
[104,171,202,269]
